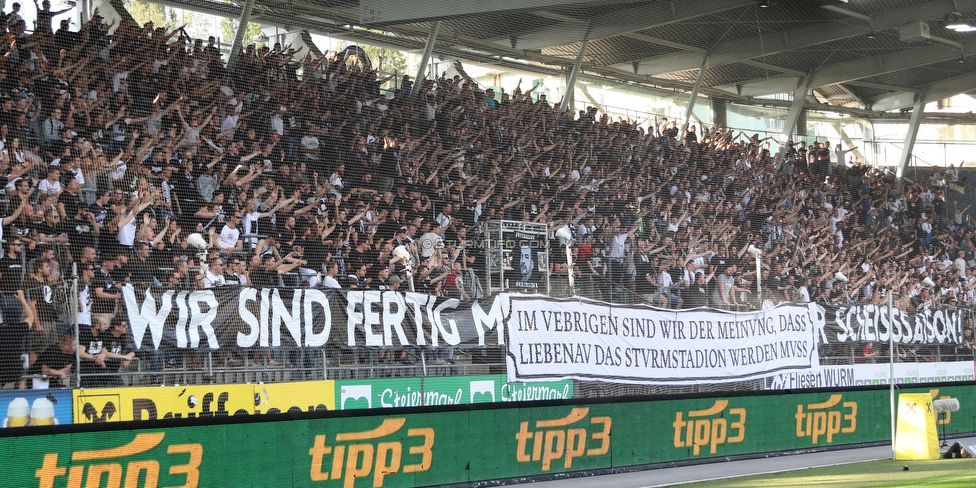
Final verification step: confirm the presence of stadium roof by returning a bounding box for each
[146,0,976,118]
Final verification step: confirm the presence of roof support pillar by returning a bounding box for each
[897,96,925,183]
[679,56,707,140]
[781,75,810,143]
[227,0,257,71]
[560,38,589,112]
[711,98,727,129]
[411,21,441,97]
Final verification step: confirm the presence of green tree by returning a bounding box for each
[124,0,189,30]
[220,17,265,50]
[333,40,408,90]
[360,44,407,77]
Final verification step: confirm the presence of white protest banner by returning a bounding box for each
[505,296,823,385]
[828,304,963,345]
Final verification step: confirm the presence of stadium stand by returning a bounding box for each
[0,9,973,392]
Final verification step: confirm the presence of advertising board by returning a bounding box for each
[0,389,72,428]
[7,386,975,487]
[334,375,574,410]
[764,361,975,389]
[73,381,336,423]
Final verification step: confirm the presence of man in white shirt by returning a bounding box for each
[656,265,683,309]
[436,203,453,230]
[797,278,811,303]
[37,167,62,195]
[577,218,596,237]
[300,126,320,160]
[226,257,248,286]
[321,261,342,288]
[606,220,638,284]
[920,187,935,207]
[211,212,243,254]
[204,256,227,288]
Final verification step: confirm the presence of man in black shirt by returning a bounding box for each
[0,291,31,389]
[93,258,122,316]
[634,242,661,305]
[124,243,156,286]
[685,272,713,308]
[0,238,25,294]
[26,258,61,350]
[35,0,73,34]
[394,223,416,248]
[78,315,133,387]
[248,254,278,288]
[60,205,98,259]
[77,315,107,388]
[34,208,68,249]
[58,177,82,219]
[346,263,370,289]
[89,189,111,226]
[7,201,36,258]
[103,317,135,387]
[31,328,76,389]
[300,231,328,279]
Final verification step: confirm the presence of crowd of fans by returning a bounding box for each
[0,8,975,389]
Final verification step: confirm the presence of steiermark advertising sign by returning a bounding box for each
[335,375,574,410]
[6,386,976,487]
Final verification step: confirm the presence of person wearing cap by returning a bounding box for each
[373,266,393,291]
[391,224,413,248]
[387,274,403,292]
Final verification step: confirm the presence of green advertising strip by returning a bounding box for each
[4,385,975,487]
[334,375,574,410]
